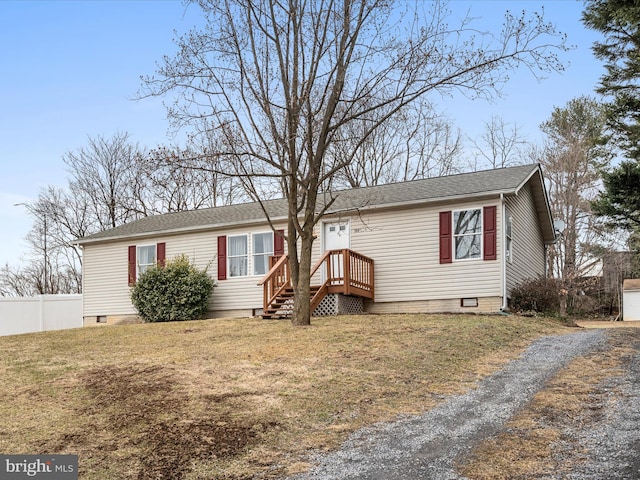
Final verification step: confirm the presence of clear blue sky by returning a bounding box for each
[0,0,602,269]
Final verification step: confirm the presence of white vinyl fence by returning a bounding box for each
[0,295,83,336]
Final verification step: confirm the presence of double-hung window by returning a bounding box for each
[453,209,482,260]
[137,245,157,276]
[228,235,248,277]
[217,230,283,280]
[128,243,165,285]
[253,232,274,276]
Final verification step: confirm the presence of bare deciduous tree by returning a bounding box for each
[141,0,567,325]
[469,115,529,170]
[4,133,145,296]
[141,144,248,214]
[3,130,249,296]
[0,264,37,297]
[330,100,463,188]
[64,132,142,230]
[538,96,610,281]
[7,192,86,295]
[398,108,463,181]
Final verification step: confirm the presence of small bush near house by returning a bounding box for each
[130,255,214,323]
[509,277,562,315]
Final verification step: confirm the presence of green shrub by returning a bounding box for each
[509,276,562,315]
[130,255,214,323]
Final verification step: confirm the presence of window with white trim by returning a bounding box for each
[137,245,156,276]
[228,235,248,277]
[252,232,274,276]
[453,209,482,260]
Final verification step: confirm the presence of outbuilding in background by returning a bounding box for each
[622,279,640,321]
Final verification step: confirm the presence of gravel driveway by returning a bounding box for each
[288,328,640,480]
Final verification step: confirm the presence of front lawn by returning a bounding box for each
[0,314,569,479]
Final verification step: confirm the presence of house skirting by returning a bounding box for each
[83,314,143,327]
[84,308,259,326]
[363,296,503,315]
[84,296,503,326]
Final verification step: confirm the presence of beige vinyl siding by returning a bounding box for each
[212,225,276,312]
[309,225,324,285]
[83,196,529,318]
[82,223,286,318]
[505,183,547,295]
[83,241,139,316]
[325,199,503,304]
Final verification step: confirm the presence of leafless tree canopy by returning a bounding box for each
[2,132,243,296]
[64,132,142,230]
[329,100,463,188]
[141,0,567,325]
[537,96,611,281]
[469,115,530,170]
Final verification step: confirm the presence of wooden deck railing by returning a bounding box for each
[258,249,374,315]
[309,249,375,309]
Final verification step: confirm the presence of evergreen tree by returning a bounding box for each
[592,161,640,230]
[583,0,640,160]
[583,0,640,229]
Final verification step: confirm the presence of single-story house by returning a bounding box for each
[76,163,555,325]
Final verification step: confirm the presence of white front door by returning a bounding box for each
[323,221,350,282]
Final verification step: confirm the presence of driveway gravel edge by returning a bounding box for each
[287,329,607,480]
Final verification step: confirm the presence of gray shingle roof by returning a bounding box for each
[77,163,553,244]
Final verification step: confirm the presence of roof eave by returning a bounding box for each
[75,215,291,246]
[326,189,518,217]
[79,189,520,246]
[513,165,555,243]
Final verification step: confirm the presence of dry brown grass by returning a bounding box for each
[457,328,640,479]
[0,313,569,479]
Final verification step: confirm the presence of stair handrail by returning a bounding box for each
[257,254,291,312]
[309,250,333,312]
[309,249,332,279]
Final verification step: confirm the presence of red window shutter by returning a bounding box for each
[217,236,227,280]
[274,229,285,256]
[157,242,166,268]
[439,211,452,264]
[483,206,497,261]
[128,245,136,286]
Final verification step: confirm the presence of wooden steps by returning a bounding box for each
[262,285,321,319]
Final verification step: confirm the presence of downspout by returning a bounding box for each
[500,194,508,311]
[544,244,548,278]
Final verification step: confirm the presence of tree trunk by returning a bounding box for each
[291,231,314,326]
